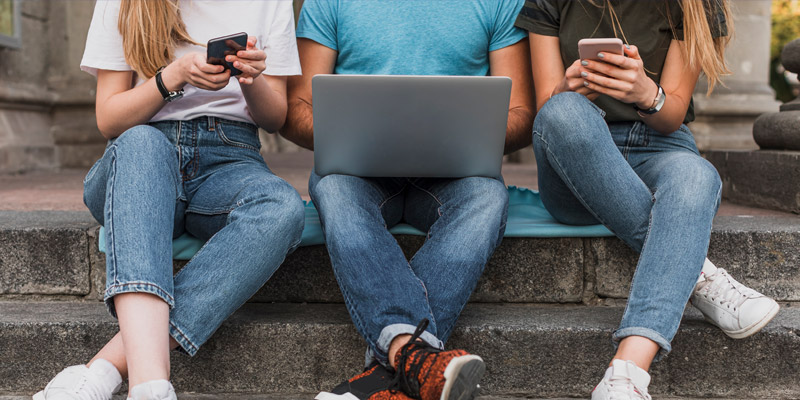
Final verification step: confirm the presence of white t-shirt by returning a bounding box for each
[80,0,301,125]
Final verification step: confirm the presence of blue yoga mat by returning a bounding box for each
[98,186,612,260]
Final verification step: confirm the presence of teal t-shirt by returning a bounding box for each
[296,0,527,76]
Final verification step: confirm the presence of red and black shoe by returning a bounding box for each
[315,362,413,400]
[390,319,485,400]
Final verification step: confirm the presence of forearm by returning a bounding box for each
[504,106,535,154]
[280,98,315,150]
[241,75,288,132]
[96,78,170,139]
[639,88,692,135]
[96,62,188,139]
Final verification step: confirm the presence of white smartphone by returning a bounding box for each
[578,38,624,60]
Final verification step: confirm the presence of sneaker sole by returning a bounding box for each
[440,354,485,400]
[33,392,45,400]
[721,300,780,339]
[314,392,359,400]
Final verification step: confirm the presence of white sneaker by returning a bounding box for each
[33,359,122,400]
[127,380,177,400]
[691,260,780,339]
[591,359,651,400]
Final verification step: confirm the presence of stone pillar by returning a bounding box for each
[705,39,800,214]
[691,0,781,151]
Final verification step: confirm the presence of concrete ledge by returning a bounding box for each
[1,302,797,398]
[0,211,95,295]
[0,396,771,400]
[707,150,800,214]
[3,212,800,302]
[591,216,800,300]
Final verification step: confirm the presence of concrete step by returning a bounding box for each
[2,211,800,304]
[1,302,798,399]
[0,396,770,400]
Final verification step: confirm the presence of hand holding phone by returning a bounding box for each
[207,32,248,76]
[578,40,658,108]
[578,38,624,61]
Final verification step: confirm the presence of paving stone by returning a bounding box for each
[590,216,800,301]
[0,211,94,295]
[1,302,797,399]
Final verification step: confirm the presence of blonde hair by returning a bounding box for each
[588,0,734,95]
[118,0,202,79]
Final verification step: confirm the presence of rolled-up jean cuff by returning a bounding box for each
[612,327,672,362]
[366,323,444,368]
[169,321,200,356]
[103,282,175,319]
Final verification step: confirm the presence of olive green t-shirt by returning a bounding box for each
[515,0,727,123]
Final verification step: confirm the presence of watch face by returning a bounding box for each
[167,92,183,102]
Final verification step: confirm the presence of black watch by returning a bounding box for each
[633,82,665,116]
[155,67,184,102]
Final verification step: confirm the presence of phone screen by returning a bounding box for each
[207,32,248,76]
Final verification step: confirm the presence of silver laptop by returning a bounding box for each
[312,74,511,178]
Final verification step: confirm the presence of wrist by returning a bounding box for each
[635,78,658,109]
[161,62,186,92]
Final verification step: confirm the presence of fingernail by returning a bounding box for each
[584,81,589,87]
[581,71,588,77]
[597,53,604,58]
[624,44,630,49]
[581,60,589,66]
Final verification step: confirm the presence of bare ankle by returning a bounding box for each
[388,334,412,368]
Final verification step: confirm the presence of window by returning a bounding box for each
[0,0,20,48]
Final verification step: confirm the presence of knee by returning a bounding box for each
[453,178,508,232]
[112,125,173,165]
[255,185,305,240]
[659,158,722,211]
[311,174,367,214]
[534,92,603,150]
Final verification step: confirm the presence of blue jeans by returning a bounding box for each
[83,116,305,356]
[309,172,507,367]
[533,93,721,360]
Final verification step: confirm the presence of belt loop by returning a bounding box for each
[207,116,215,131]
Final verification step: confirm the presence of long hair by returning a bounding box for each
[587,0,734,95]
[118,0,202,79]
[674,0,733,95]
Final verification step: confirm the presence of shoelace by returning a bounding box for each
[700,268,761,310]
[388,319,440,400]
[75,373,107,400]
[606,375,652,400]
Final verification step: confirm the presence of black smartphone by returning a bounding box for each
[207,32,248,76]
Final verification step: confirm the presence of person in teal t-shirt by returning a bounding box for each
[281,1,534,399]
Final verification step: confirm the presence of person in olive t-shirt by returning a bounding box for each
[515,1,779,399]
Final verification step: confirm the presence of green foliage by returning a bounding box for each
[772,0,800,59]
[771,0,800,102]
[0,0,14,37]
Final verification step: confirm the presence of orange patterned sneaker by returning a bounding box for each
[391,319,485,400]
[315,362,413,400]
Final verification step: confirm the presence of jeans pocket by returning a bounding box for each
[215,121,261,152]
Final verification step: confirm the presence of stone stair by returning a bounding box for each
[2,210,800,399]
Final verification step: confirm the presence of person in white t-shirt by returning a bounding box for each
[34,1,303,399]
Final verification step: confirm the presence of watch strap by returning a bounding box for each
[155,67,171,99]
[155,67,183,102]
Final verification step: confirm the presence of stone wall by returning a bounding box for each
[0,0,781,172]
[0,1,100,173]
